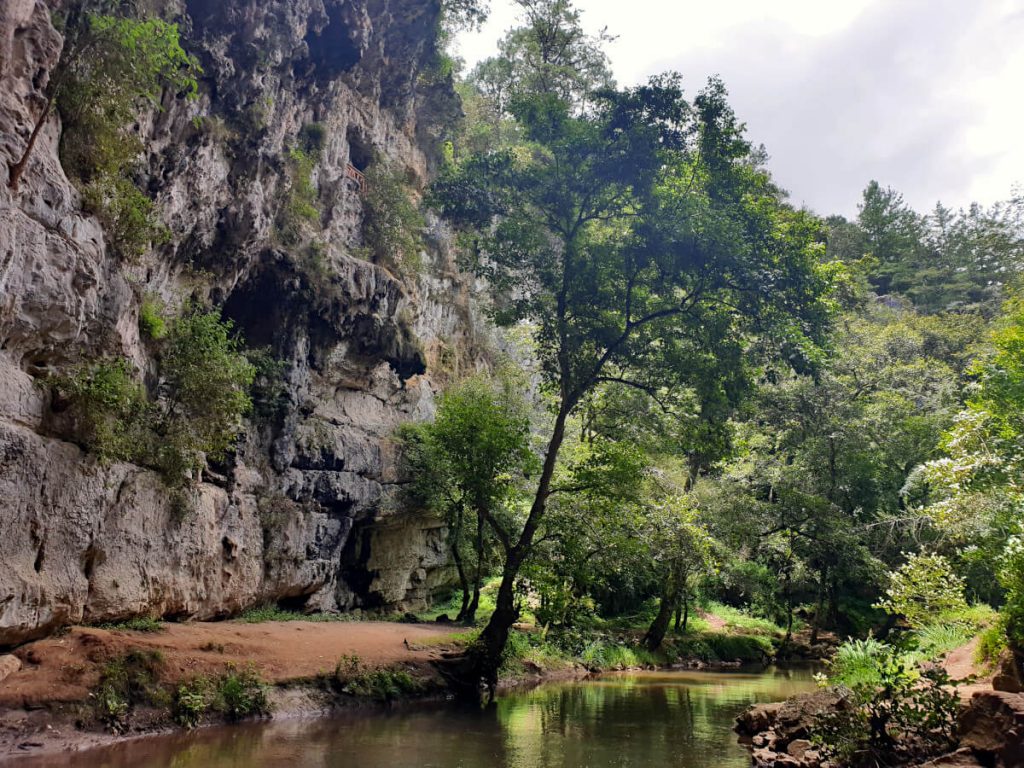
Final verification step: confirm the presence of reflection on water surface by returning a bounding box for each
[15,667,817,768]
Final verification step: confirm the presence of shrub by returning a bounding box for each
[875,552,968,629]
[138,296,167,340]
[1000,536,1024,651]
[94,650,166,731]
[215,664,271,720]
[828,637,891,688]
[335,655,424,701]
[361,161,424,275]
[59,307,255,488]
[172,677,209,728]
[99,616,164,633]
[813,647,961,766]
[58,358,151,463]
[154,308,255,477]
[172,664,271,726]
[977,624,1008,670]
[56,14,200,258]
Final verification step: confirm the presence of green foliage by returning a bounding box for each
[912,622,973,660]
[58,358,151,464]
[977,623,1008,669]
[138,295,167,340]
[99,616,164,633]
[334,655,425,701]
[361,161,425,275]
[1000,536,1024,650]
[172,665,271,727]
[875,553,968,629]
[157,308,255,472]
[57,12,200,257]
[814,645,961,766]
[59,307,255,487]
[94,650,166,731]
[235,605,349,623]
[277,145,320,246]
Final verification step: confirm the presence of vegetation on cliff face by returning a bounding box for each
[59,307,255,487]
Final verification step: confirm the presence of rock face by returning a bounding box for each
[735,692,848,768]
[0,0,482,645]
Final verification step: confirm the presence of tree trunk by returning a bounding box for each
[644,586,677,651]
[469,401,572,699]
[810,565,827,645]
[682,595,689,632]
[464,512,486,625]
[8,92,53,191]
[451,506,470,623]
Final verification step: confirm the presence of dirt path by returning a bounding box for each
[0,621,463,709]
[942,636,992,701]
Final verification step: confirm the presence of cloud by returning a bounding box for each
[457,0,1024,217]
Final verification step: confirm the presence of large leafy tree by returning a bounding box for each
[432,70,833,693]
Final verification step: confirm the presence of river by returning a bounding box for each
[15,667,817,767]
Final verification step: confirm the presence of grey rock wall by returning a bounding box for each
[0,0,480,646]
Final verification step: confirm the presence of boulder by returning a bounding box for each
[0,654,21,682]
[959,691,1024,766]
[992,650,1024,694]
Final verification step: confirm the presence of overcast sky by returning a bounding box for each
[455,0,1024,218]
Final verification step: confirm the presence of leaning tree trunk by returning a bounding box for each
[644,583,678,651]
[458,403,572,701]
[8,92,53,191]
[451,506,470,622]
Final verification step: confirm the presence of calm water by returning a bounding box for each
[16,667,817,768]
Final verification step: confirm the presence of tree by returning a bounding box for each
[641,495,717,650]
[432,67,833,694]
[397,374,535,624]
[874,552,968,629]
[8,5,199,195]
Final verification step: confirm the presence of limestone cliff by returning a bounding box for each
[0,0,483,645]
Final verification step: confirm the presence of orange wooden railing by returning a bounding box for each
[345,163,366,195]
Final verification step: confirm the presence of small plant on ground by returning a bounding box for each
[172,664,271,727]
[334,654,424,701]
[93,649,166,732]
[99,616,164,633]
[813,640,962,766]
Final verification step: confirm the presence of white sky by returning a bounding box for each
[455,0,1024,217]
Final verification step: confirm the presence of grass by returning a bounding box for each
[172,664,271,728]
[235,605,352,624]
[703,601,795,637]
[98,616,165,633]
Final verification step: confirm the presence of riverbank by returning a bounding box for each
[0,612,813,761]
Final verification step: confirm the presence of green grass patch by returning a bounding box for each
[172,664,271,728]
[235,605,351,624]
[98,616,165,633]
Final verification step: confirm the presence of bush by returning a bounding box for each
[361,161,424,275]
[58,358,151,463]
[977,624,1008,669]
[59,307,255,488]
[875,552,968,629]
[99,616,164,633]
[172,664,271,726]
[1000,536,1024,651]
[813,647,961,767]
[829,637,891,688]
[277,146,320,246]
[94,650,166,731]
[335,655,424,701]
[57,14,199,258]
[138,296,167,340]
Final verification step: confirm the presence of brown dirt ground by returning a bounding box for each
[942,636,992,701]
[0,620,463,710]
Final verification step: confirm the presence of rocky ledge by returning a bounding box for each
[736,689,1024,768]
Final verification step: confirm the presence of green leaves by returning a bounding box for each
[59,307,255,489]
